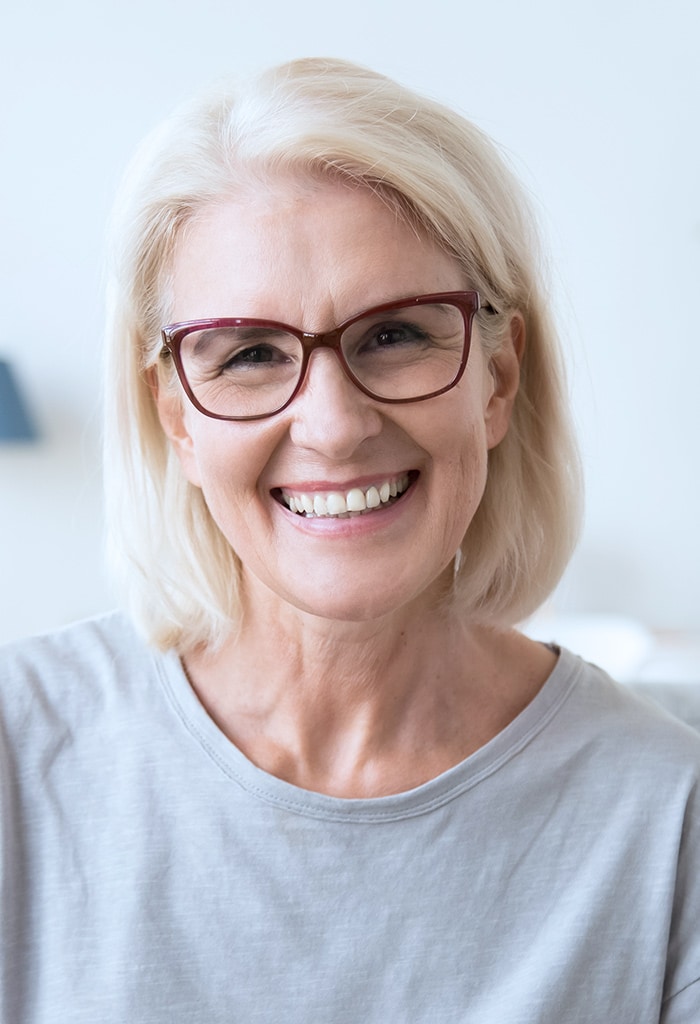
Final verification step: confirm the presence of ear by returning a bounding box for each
[148,368,203,488]
[484,312,525,450]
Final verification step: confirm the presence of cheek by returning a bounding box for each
[444,385,492,502]
[184,420,278,528]
[449,424,489,517]
[415,397,490,543]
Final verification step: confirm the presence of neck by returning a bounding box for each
[183,576,555,798]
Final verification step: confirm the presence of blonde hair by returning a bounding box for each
[103,57,582,651]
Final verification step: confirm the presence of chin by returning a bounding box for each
[273,563,454,625]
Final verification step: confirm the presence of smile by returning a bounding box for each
[277,473,413,518]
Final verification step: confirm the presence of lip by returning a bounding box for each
[273,471,416,494]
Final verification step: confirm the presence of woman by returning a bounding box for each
[1,58,698,1022]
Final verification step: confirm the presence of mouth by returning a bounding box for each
[273,472,416,519]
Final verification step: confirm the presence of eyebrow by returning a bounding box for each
[190,325,292,356]
[356,302,461,323]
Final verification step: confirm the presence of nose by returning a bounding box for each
[287,348,384,459]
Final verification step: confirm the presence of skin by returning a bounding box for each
[156,178,557,798]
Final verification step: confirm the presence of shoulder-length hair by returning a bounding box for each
[103,57,582,652]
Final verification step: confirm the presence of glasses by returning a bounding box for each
[160,291,489,422]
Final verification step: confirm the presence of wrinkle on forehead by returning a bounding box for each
[169,178,465,331]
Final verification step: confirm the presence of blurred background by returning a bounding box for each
[1,0,698,680]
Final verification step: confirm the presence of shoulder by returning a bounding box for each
[563,649,700,738]
[569,654,700,1010]
[548,648,700,792]
[0,612,161,737]
[0,610,151,682]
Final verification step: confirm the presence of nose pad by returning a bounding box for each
[288,348,383,457]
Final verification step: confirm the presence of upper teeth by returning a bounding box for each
[280,474,410,518]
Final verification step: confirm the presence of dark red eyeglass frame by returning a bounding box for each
[160,290,492,422]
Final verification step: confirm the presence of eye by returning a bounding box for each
[377,324,425,346]
[362,321,430,352]
[223,343,289,368]
[182,327,300,380]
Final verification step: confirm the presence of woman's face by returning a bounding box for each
[158,179,520,624]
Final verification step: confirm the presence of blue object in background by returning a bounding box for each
[0,359,37,442]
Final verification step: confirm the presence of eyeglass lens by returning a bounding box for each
[176,301,467,419]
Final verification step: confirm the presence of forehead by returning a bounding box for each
[169,178,464,327]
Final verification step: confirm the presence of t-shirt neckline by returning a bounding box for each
[155,644,583,823]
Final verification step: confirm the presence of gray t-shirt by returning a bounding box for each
[1,612,699,1023]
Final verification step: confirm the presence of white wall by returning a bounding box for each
[1,0,698,644]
